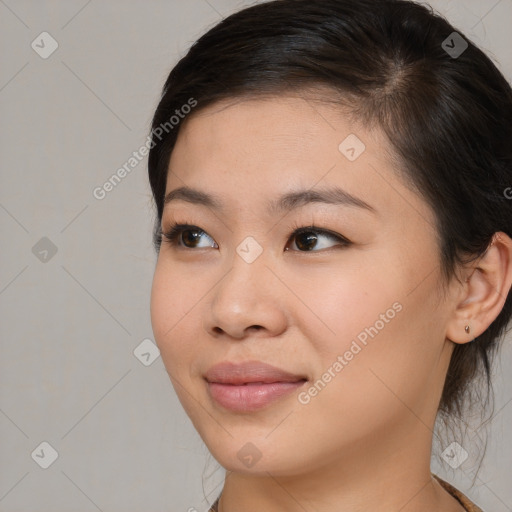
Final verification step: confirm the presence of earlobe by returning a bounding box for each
[446,232,512,345]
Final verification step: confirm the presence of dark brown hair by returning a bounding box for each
[148,0,512,459]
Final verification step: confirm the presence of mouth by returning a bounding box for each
[204,360,308,411]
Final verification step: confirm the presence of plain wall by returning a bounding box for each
[1,1,511,511]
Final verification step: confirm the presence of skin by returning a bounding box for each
[150,93,512,512]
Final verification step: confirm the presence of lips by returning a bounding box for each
[204,360,307,385]
[204,360,307,412]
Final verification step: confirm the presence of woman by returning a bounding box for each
[147,1,512,510]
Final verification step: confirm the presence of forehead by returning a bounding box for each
[165,94,433,227]
[168,95,369,183]
[175,94,356,155]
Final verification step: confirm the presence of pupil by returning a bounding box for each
[183,230,200,247]
[296,232,317,251]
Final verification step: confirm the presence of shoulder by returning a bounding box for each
[432,473,485,512]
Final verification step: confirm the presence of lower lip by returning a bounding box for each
[207,380,306,412]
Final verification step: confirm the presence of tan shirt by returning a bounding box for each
[207,474,484,511]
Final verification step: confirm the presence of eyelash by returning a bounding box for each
[159,220,352,252]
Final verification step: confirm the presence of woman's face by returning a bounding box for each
[150,94,459,476]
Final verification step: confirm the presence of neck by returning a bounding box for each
[216,425,464,512]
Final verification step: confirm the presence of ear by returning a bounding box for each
[446,232,512,344]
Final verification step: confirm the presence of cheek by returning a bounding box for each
[293,251,439,399]
[289,257,399,348]
[150,259,201,370]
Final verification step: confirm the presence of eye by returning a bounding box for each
[286,225,351,252]
[161,224,218,249]
[160,222,351,252]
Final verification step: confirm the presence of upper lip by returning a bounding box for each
[204,360,307,385]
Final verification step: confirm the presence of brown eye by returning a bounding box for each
[287,227,350,252]
[294,231,319,251]
[181,229,205,248]
[162,224,218,249]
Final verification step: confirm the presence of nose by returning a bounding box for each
[203,249,288,340]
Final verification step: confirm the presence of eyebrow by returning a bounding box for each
[163,185,376,215]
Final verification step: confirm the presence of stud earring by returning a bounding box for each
[464,325,470,334]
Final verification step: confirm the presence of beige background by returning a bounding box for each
[0,1,511,511]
